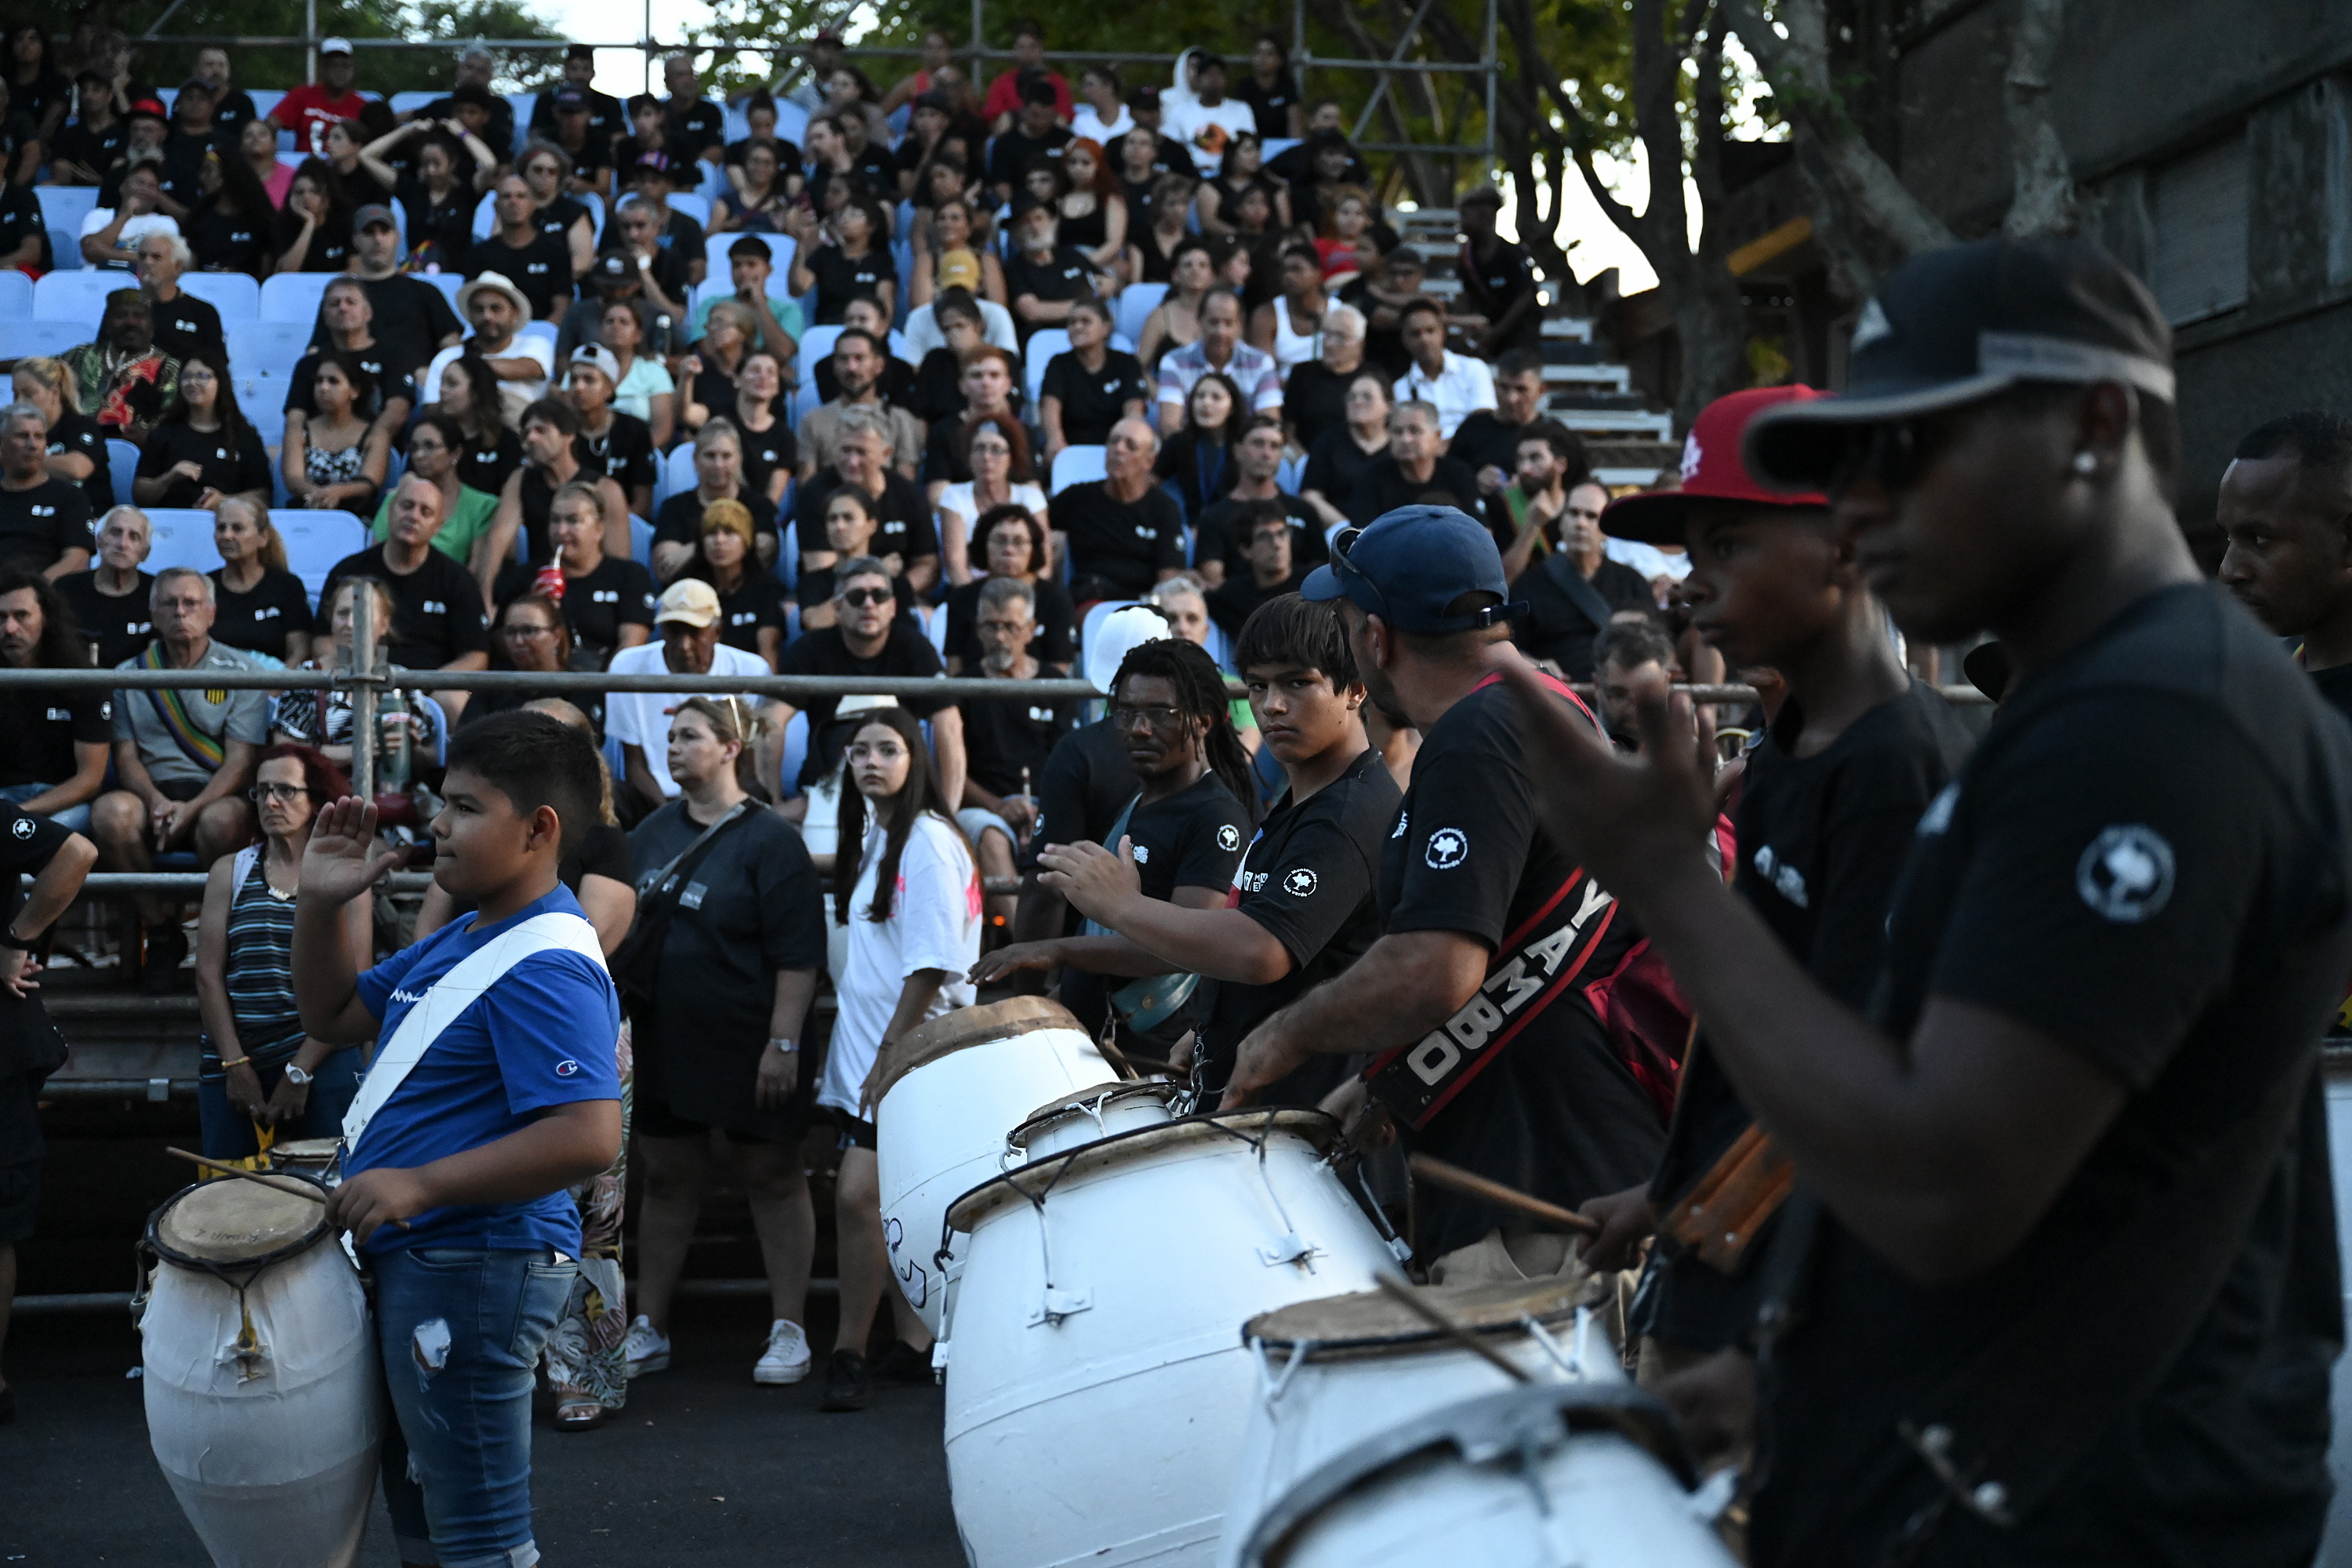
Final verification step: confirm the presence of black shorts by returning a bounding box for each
[831,1108,877,1150]
[0,1072,47,1245]
[633,1092,789,1144]
[154,777,207,803]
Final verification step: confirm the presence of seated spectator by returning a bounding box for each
[1510,474,1659,681]
[271,158,354,274]
[1034,299,1144,463]
[1193,417,1325,588]
[293,277,419,447]
[1139,244,1217,376]
[1055,140,1129,280]
[1052,416,1185,604]
[1004,196,1106,349]
[1161,53,1256,176]
[80,157,180,270]
[681,497,784,669]
[565,347,659,520]
[794,485,912,631]
[988,75,1073,201]
[420,360,523,503]
[1154,289,1280,437]
[0,404,95,579]
[0,162,42,273]
[539,88,613,200]
[92,566,264,988]
[943,503,1074,675]
[342,213,468,390]
[423,273,557,427]
[1341,238,1421,378]
[1392,297,1497,438]
[1070,63,1132,147]
[133,233,224,367]
[904,291,989,425]
[796,329,921,478]
[910,195,1007,310]
[158,79,225,213]
[517,140,600,279]
[460,593,607,739]
[280,351,389,516]
[239,115,294,207]
[1250,244,1330,377]
[679,300,756,434]
[607,578,771,811]
[1454,184,1544,358]
[54,506,155,669]
[728,350,797,509]
[1139,574,1257,749]
[0,570,108,829]
[1344,398,1479,524]
[208,497,313,665]
[935,414,1048,586]
[318,119,391,212]
[1494,421,1591,579]
[652,419,779,579]
[882,30,956,119]
[956,572,1080,927]
[372,412,499,561]
[269,574,438,790]
[1272,107,1370,196]
[483,397,631,584]
[814,296,917,408]
[49,69,122,186]
[66,291,180,445]
[183,150,278,280]
[1283,302,1367,457]
[919,346,1018,495]
[12,358,111,517]
[362,119,495,273]
[1300,369,1392,532]
[726,89,804,191]
[908,144,982,236]
[94,98,170,205]
[1312,184,1375,282]
[1233,34,1304,138]
[786,194,895,327]
[185,46,256,138]
[712,136,793,234]
[687,234,804,362]
[774,556,964,811]
[134,351,271,514]
[659,53,728,165]
[470,174,575,325]
[320,473,493,717]
[984,20,1071,127]
[1155,371,1245,528]
[821,64,890,147]
[1129,167,1196,285]
[792,412,938,597]
[269,37,367,153]
[1197,132,1290,237]
[529,45,624,156]
[1123,84,1197,189]
[612,93,673,187]
[1205,502,1303,638]
[492,480,656,666]
[1446,347,1548,499]
[600,299,677,445]
[616,160,708,285]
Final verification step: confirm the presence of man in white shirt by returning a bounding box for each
[1159,54,1258,175]
[423,273,557,429]
[606,579,770,812]
[1392,296,1496,438]
[78,160,180,269]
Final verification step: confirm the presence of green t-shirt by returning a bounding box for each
[372,482,499,565]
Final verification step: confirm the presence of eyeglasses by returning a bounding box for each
[839,586,891,608]
[248,782,311,802]
[1111,703,1184,730]
[503,622,555,639]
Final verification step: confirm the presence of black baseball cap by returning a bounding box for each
[1746,236,2175,492]
[552,85,589,111]
[591,252,635,286]
[1301,505,1519,635]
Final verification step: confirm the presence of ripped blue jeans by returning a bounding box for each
[372,1246,576,1568]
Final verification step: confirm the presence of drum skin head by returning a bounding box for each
[267,1138,341,1166]
[1244,1277,1592,1356]
[1007,1080,1184,1148]
[946,1108,1345,1232]
[871,996,1088,1106]
[150,1178,330,1266]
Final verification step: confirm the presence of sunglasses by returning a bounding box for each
[839,586,891,608]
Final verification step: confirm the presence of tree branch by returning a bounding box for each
[2002,0,2077,236]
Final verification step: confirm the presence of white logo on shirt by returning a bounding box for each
[42,706,67,721]
[252,607,278,621]
[2077,825,2175,924]
[1131,844,1150,864]
[554,1058,582,1076]
[1217,823,1240,851]
[1282,867,1317,898]
[1425,828,1468,869]
[1917,782,1958,837]
[1391,810,1408,840]
[390,986,428,1004]
[423,600,447,614]
[592,590,618,603]
[1751,844,1808,909]
[9,817,31,839]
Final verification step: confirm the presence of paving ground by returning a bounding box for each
[0,1292,964,1566]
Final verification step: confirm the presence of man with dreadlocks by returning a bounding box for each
[977,635,1256,1059]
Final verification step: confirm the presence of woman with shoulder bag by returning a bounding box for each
[619,698,829,1390]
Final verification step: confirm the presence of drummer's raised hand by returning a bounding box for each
[1037,837,1140,924]
[968,938,1066,987]
[326,1165,431,1244]
[299,796,405,908]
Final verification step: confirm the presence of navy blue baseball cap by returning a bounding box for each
[1301,505,1519,635]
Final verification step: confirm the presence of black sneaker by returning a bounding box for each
[818,1349,869,1413]
[872,1340,935,1387]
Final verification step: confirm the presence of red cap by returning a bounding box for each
[1601,385,1831,545]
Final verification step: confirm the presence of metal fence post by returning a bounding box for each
[350,579,378,804]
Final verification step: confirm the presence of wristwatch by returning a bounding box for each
[0,927,31,951]
[767,1038,797,1055]
[283,1064,314,1087]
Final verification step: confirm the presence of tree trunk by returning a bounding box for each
[2002,0,2077,236]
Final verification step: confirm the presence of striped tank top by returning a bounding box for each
[208,845,307,1069]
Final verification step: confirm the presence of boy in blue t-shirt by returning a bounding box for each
[292,711,622,1568]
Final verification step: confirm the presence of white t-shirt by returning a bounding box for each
[1160,97,1259,173]
[1070,105,1134,147]
[602,640,771,799]
[818,814,980,1117]
[1393,351,1497,438]
[80,209,181,266]
[423,335,556,425]
[1608,538,1690,581]
[937,481,1046,562]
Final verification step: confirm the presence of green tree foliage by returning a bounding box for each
[35,0,567,96]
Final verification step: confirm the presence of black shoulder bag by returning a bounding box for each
[608,802,751,1018]
[1544,548,1620,633]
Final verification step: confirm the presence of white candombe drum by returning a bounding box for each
[140,1175,383,1568]
[1219,1276,1624,1568]
[942,1106,1403,1568]
[1234,1378,1737,1568]
[264,1138,343,1184]
[1007,1079,1189,1161]
[2319,1044,2352,1558]
[872,996,1110,1337]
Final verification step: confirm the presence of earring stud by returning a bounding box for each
[2071,451,2097,476]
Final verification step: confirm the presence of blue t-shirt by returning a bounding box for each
[349,886,621,1255]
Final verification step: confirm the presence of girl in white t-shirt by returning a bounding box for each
[815,706,980,1410]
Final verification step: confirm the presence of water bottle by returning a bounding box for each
[379,706,413,794]
[655,312,673,357]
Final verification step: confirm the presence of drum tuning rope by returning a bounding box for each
[1251,1337,1312,1409]
[1518,1314,1579,1381]
[1204,1113,1318,1268]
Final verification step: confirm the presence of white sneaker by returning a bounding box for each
[623,1315,670,1377]
[753,1319,812,1385]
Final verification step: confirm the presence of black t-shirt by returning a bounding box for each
[790,470,938,565]
[0,477,93,572]
[1380,680,1664,1258]
[184,199,273,279]
[459,681,609,742]
[535,194,593,250]
[578,412,657,498]
[1301,427,1382,512]
[725,133,801,171]
[50,118,125,180]
[274,205,351,273]
[943,575,1076,672]
[1232,72,1301,137]
[1002,245,1098,338]
[531,89,626,151]
[317,544,492,670]
[960,687,1081,799]
[1205,568,1304,639]
[1639,682,1972,1356]
[284,346,417,422]
[654,486,779,554]
[53,569,153,670]
[733,418,797,503]
[778,620,951,787]
[0,800,74,1073]
[1198,748,1399,1105]
[1343,453,1481,525]
[1457,238,1541,353]
[814,351,916,412]
[1754,586,2352,1566]
[1030,717,1138,873]
[1338,278,1410,379]
[356,277,464,386]
[2307,659,2352,723]
[47,412,111,516]
[1040,348,1150,446]
[1195,494,1328,581]
[709,572,785,659]
[664,99,728,161]
[804,245,896,325]
[208,565,314,663]
[1051,481,1185,598]
[494,553,657,662]
[456,426,523,498]
[985,122,1073,191]
[394,172,478,267]
[135,422,272,509]
[158,129,218,209]
[1509,554,1657,681]
[467,230,574,321]
[0,679,107,789]
[1447,410,1531,482]
[1283,360,1352,454]
[0,181,46,270]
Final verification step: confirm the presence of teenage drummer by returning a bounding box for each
[0,799,97,1425]
[1570,386,1974,1438]
[1221,506,1672,1283]
[292,712,622,1568]
[1497,237,2352,1563]
[1011,593,1401,1107]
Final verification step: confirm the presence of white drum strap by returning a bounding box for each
[342,913,608,1155]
